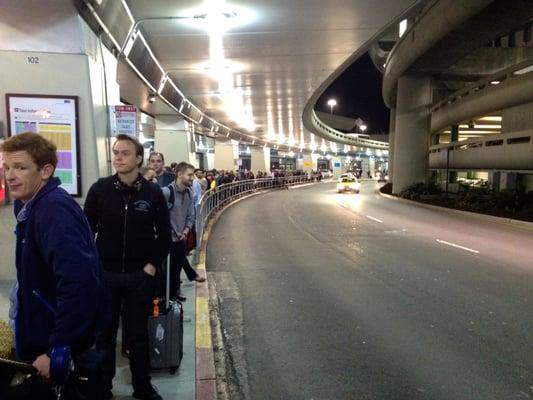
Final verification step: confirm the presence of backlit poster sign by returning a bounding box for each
[111,105,137,136]
[6,94,81,196]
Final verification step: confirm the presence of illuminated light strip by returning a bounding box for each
[436,239,479,254]
[366,216,383,223]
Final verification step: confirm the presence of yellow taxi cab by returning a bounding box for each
[336,173,361,193]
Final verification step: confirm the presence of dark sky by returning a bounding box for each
[316,53,390,135]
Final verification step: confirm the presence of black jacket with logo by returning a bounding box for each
[84,174,171,273]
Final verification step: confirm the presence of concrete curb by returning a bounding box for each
[194,183,322,399]
[378,190,533,230]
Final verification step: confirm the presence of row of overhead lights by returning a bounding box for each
[120,2,270,149]
[122,1,373,153]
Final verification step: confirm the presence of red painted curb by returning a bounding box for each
[196,379,217,400]
[196,348,216,381]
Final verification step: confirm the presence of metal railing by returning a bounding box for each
[431,59,533,113]
[311,110,389,150]
[194,175,320,260]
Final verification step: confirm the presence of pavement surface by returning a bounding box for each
[206,180,533,400]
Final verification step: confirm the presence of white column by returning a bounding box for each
[296,156,303,170]
[369,157,376,178]
[392,75,432,194]
[0,3,119,198]
[206,153,215,170]
[251,146,270,173]
[332,157,343,178]
[303,154,314,172]
[154,117,193,165]
[388,108,396,181]
[214,141,238,171]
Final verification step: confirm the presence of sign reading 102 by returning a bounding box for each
[27,56,39,64]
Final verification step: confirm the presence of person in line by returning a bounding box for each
[140,166,158,183]
[192,168,207,206]
[84,134,171,400]
[206,170,217,191]
[163,162,205,302]
[148,151,175,187]
[1,132,108,396]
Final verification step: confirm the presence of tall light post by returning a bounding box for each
[327,98,337,121]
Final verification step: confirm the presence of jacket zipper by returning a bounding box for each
[122,194,132,272]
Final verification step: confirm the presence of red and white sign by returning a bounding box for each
[111,105,137,136]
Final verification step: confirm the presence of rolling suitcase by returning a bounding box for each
[148,255,184,373]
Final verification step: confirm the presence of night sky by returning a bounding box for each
[316,53,390,135]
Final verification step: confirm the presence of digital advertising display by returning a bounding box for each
[6,94,81,196]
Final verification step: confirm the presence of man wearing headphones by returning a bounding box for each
[84,134,171,400]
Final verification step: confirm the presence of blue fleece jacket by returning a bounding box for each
[14,177,109,362]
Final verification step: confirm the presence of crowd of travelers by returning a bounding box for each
[0,132,326,400]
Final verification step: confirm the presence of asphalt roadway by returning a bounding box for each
[206,181,533,400]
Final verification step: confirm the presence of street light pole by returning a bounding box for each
[327,98,337,121]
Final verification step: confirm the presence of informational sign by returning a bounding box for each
[334,162,341,168]
[6,94,81,196]
[111,105,137,136]
[303,161,312,168]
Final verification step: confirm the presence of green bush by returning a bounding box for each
[380,182,393,194]
[493,189,527,212]
[456,187,529,213]
[399,182,440,200]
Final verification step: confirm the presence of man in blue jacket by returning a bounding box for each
[1,132,108,380]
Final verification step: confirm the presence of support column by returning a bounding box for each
[369,157,376,178]
[296,156,304,171]
[332,157,343,178]
[303,154,315,172]
[449,124,459,184]
[251,146,271,174]
[214,141,238,171]
[388,108,396,181]
[206,153,215,170]
[392,75,432,194]
[154,117,194,165]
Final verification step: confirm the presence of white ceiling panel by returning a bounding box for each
[125,0,416,147]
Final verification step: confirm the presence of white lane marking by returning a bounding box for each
[436,239,479,254]
[366,215,383,223]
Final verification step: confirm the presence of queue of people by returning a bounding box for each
[1,131,322,399]
[1,133,208,400]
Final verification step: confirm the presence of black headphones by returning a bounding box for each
[114,176,143,192]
